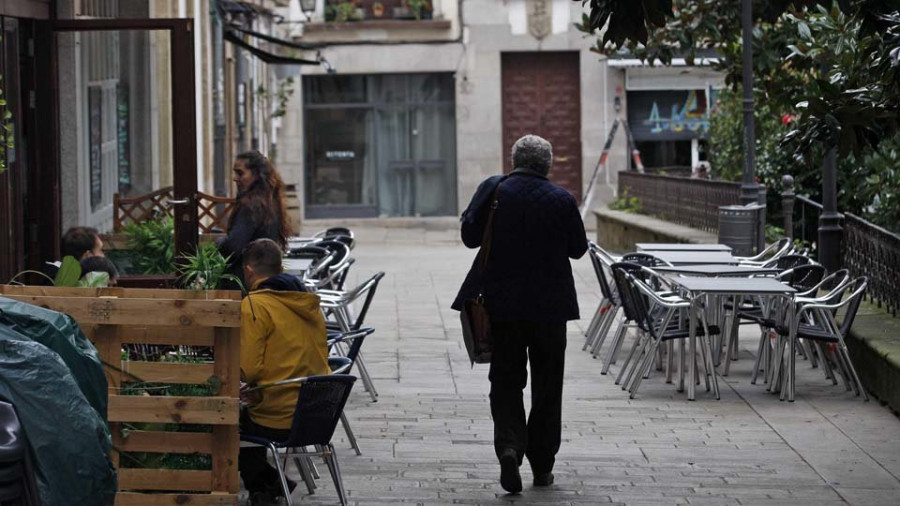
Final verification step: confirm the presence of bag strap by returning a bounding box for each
[478,178,505,272]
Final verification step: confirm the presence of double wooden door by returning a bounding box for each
[501,52,582,201]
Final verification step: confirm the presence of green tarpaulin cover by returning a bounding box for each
[0,297,108,419]
[0,326,117,505]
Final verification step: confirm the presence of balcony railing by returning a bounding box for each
[323,0,435,22]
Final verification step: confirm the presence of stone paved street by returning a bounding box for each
[278,226,900,506]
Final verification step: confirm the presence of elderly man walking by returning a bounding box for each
[452,135,588,494]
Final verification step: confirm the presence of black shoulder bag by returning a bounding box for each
[460,179,504,366]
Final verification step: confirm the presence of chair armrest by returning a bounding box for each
[243,376,309,393]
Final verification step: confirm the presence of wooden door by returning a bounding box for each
[502,52,582,201]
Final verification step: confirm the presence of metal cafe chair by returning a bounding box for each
[327,329,375,456]
[769,277,870,401]
[583,243,621,355]
[318,273,386,402]
[735,237,794,265]
[240,375,357,506]
[749,269,850,386]
[720,263,826,375]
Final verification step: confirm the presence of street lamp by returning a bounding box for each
[740,0,759,206]
[299,0,317,15]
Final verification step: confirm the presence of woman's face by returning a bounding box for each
[232,159,258,193]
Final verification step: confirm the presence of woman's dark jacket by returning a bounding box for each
[451,171,588,323]
[217,198,283,287]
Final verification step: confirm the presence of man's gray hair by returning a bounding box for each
[511,135,553,176]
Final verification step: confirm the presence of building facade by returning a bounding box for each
[276,0,725,223]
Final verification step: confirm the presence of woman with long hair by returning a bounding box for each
[218,150,293,288]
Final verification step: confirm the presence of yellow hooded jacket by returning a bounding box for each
[241,279,330,429]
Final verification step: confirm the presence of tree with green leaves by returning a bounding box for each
[576,0,900,231]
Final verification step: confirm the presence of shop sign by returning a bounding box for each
[326,150,356,160]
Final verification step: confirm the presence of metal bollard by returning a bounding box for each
[782,175,795,240]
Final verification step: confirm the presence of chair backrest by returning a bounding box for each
[781,264,826,292]
[327,328,374,365]
[588,245,617,303]
[838,276,869,336]
[285,374,356,447]
[331,272,386,331]
[764,253,812,270]
[328,356,353,374]
[621,252,672,267]
[610,262,645,327]
[316,240,351,268]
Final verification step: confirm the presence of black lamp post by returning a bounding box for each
[818,148,842,271]
[740,0,759,206]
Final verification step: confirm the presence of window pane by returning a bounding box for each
[305,108,376,206]
[409,73,454,103]
[369,74,407,103]
[304,75,367,104]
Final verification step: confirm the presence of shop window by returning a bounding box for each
[303,73,456,218]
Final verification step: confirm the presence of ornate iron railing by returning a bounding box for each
[792,195,823,252]
[618,171,742,233]
[843,213,900,316]
[788,193,899,316]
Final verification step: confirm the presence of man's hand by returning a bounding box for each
[239,382,262,406]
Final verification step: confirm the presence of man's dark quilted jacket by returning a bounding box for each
[452,171,588,323]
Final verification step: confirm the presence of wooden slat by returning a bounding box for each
[211,426,239,494]
[112,326,216,346]
[118,469,212,492]
[211,327,241,493]
[116,430,213,454]
[109,396,239,425]
[0,284,240,301]
[115,492,237,506]
[120,361,216,385]
[0,295,241,327]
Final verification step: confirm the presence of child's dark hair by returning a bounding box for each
[80,256,119,280]
[243,238,284,278]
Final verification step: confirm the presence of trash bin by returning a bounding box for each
[719,203,764,256]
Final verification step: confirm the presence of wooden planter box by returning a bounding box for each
[0,285,243,505]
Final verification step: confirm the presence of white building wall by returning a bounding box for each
[277,0,626,221]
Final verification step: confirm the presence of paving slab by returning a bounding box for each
[245,226,900,506]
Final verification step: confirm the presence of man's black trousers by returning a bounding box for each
[489,319,567,474]
[239,410,290,494]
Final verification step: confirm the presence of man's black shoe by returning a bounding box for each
[249,490,277,506]
[498,449,522,494]
[265,477,298,497]
[533,472,554,487]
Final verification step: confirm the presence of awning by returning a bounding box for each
[223,29,321,65]
[228,24,324,50]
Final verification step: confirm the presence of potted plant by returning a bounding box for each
[372,1,384,18]
[326,0,357,22]
[392,0,414,19]
[178,242,242,291]
[404,0,430,20]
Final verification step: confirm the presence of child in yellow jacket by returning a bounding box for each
[238,238,330,501]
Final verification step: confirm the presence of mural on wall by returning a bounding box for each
[628,89,719,141]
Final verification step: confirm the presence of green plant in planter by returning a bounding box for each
[122,215,176,275]
[7,256,109,287]
[327,1,357,22]
[404,0,430,19]
[178,242,243,291]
